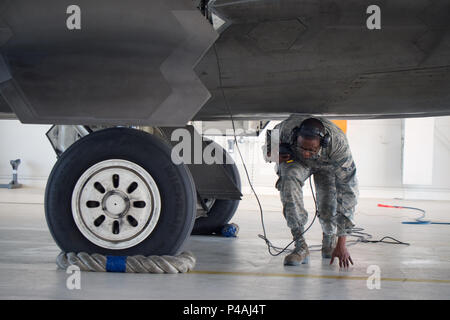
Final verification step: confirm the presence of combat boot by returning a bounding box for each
[322,233,337,259]
[283,243,309,266]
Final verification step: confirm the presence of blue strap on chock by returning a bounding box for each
[221,223,239,237]
[106,256,127,272]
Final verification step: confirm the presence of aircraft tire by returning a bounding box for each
[191,142,241,235]
[45,127,196,255]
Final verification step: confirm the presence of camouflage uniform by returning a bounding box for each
[273,114,358,252]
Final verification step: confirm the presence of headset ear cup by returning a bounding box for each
[292,126,301,144]
[321,134,331,148]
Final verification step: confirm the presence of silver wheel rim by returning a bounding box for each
[71,159,161,250]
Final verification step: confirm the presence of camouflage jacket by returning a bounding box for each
[273,114,359,221]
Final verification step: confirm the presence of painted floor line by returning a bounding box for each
[189,270,450,284]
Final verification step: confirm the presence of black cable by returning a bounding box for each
[213,44,317,256]
[212,45,269,251]
[361,236,409,245]
[257,177,318,256]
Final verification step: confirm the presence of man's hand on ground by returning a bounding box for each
[330,236,353,268]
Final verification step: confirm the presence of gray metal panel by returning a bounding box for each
[327,66,450,117]
[0,0,218,126]
[0,54,11,83]
[0,50,12,115]
[187,163,241,200]
[0,14,12,48]
[0,112,16,119]
[0,91,11,113]
[193,0,450,120]
[160,125,242,200]
[148,10,218,126]
[1,0,450,123]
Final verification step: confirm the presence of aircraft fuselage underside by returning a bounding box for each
[0,0,449,125]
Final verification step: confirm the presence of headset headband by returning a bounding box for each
[293,118,331,148]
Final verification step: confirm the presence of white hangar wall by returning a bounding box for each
[0,117,449,200]
[347,117,450,200]
[0,120,55,186]
[210,117,450,200]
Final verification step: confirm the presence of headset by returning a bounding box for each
[293,118,331,148]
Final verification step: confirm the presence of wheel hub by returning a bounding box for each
[71,159,161,250]
[102,190,130,218]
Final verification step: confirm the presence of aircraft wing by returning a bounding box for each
[1,0,450,124]
[0,0,218,125]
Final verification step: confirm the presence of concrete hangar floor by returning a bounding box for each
[0,186,449,300]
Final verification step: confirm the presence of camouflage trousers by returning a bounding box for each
[276,161,357,252]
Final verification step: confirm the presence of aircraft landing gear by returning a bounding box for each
[191,140,241,235]
[45,127,196,256]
